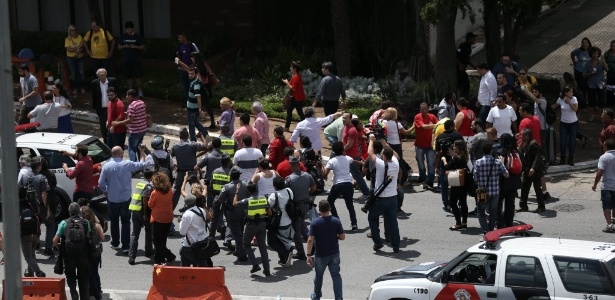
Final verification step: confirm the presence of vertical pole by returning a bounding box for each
[0,0,23,298]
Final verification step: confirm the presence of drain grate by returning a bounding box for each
[552,204,584,212]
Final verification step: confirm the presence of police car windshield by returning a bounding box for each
[84,138,111,164]
[427,251,467,281]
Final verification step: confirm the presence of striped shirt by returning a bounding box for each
[127,99,148,133]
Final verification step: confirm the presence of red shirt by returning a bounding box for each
[269,137,294,170]
[458,109,476,137]
[276,160,306,178]
[290,74,306,101]
[413,113,438,148]
[600,120,615,153]
[65,156,94,193]
[107,98,127,133]
[342,124,360,158]
[518,115,541,147]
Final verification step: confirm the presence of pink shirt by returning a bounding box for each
[127,99,148,133]
[232,125,263,149]
[254,112,270,145]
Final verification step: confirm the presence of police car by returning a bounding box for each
[5,130,111,220]
[368,224,615,300]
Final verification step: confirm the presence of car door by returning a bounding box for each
[431,252,500,300]
[35,148,76,193]
[496,254,554,299]
[550,256,615,300]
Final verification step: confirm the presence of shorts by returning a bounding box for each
[123,61,142,78]
[601,190,615,210]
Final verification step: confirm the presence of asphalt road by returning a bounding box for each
[0,121,607,299]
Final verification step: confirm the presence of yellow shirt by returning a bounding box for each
[431,117,449,150]
[65,35,84,58]
[84,29,114,59]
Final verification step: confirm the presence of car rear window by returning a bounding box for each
[553,256,614,294]
[84,138,111,164]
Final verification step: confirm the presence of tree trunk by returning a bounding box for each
[331,0,352,76]
[407,0,431,82]
[87,0,102,25]
[434,3,458,95]
[102,0,112,32]
[483,0,500,68]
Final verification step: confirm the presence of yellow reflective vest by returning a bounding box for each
[129,181,150,212]
[220,138,236,158]
[211,173,231,193]
[246,197,268,219]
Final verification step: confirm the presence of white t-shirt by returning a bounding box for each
[256,171,276,196]
[54,96,72,117]
[384,120,403,145]
[557,97,579,124]
[179,207,209,247]
[268,188,294,227]
[29,102,62,130]
[533,97,548,130]
[325,155,353,185]
[374,156,399,197]
[234,148,264,181]
[486,105,517,137]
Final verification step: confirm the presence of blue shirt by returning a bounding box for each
[98,158,146,202]
[473,155,508,196]
[316,75,346,102]
[308,215,344,258]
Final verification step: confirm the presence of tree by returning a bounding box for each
[87,0,102,26]
[483,0,501,67]
[330,0,352,76]
[408,0,432,82]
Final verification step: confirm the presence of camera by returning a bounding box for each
[364,124,385,140]
[360,196,374,213]
[187,171,198,179]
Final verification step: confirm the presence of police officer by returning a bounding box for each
[209,154,234,249]
[127,166,155,265]
[195,137,224,208]
[233,181,271,276]
[171,128,206,210]
[286,156,316,260]
[218,121,238,160]
[218,167,248,261]
[19,157,54,256]
[145,135,175,182]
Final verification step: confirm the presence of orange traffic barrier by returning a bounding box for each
[147,265,232,300]
[2,278,67,300]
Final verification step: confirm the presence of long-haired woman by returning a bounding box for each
[148,172,176,264]
[52,83,74,133]
[570,37,592,101]
[218,97,236,133]
[552,86,579,166]
[282,61,306,132]
[443,140,469,230]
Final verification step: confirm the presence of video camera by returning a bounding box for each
[361,175,393,213]
[364,124,385,140]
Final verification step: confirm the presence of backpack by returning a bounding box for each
[88,226,103,257]
[283,189,302,220]
[506,151,523,175]
[151,152,174,180]
[64,217,88,256]
[20,201,40,235]
[20,175,40,207]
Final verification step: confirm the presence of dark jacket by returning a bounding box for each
[522,139,544,176]
[91,77,117,110]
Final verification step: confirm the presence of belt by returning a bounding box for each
[245,219,265,223]
[377,195,397,200]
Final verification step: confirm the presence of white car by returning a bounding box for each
[7,132,111,220]
[369,224,615,300]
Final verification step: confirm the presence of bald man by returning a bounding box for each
[98,146,147,252]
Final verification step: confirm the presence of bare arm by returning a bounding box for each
[180,174,189,198]
[593,169,603,191]
[454,112,464,131]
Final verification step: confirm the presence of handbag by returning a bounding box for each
[267,192,282,231]
[476,158,495,203]
[283,90,293,109]
[204,63,219,86]
[447,169,465,187]
[186,207,220,258]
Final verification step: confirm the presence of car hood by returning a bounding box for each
[374,261,447,283]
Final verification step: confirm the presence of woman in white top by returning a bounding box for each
[381,107,412,160]
[267,177,295,266]
[251,158,279,197]
[52,83,74,133]
[552,86,579,166]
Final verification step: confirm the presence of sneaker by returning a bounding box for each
[128,258,136,265]
[422,183,431,190]
[351,225,358,231]
[603,225,615,233]
[263,270,271,276]
[532,208,546,213]
[278,260,286,266]
[24,269,34,277]
[397,208,406,214]
[122,249,130,255]
[110,245,120,250]
[468,209,477,216]
[250,265,261,273]
[167,254,176,263]
[516,207,529,212]
[443,206,452,213]
[292,253,307,260]
[356,195,370,202]
[223,241,236,251]
[543,192,551,200]
[43,248,55,256]
[366,231,372,238]
[35,271,46,277]
[373,244,384,251]
[285,247,294,267]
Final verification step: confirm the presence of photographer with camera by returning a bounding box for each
[435,120,463,213]
[365,135,400,253]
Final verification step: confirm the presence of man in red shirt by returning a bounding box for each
[413,103,438,188]
[106,87,127,149]
[276,147,306,178]
[518,103,541,149]
[342,112,369,200]
[269,126,295,170]
[600,108,615,154]
[61,144,94,201]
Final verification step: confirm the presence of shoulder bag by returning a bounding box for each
[186,207,220,259]
[475,158,494,203]
[267,193,282,231]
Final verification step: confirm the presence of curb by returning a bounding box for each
[546,159,598,175]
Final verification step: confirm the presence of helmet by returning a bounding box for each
[151,135,164,150]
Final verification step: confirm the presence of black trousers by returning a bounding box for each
[65,254,90,300]
[322,101,339,116]
[498,188,517,228]
[449,187,468,225]
[285,100,306,128]
[152,221,174,264]
[96,107,108,145]
[520,172,544,209]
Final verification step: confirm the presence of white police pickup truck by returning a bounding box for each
[3,131,111,220]
[369,225,615,300]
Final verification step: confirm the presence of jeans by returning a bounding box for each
[292,202,310,255]
[187,109,208,142]
[180,246,212,267]
[312,253,343,300]
[349,160,369,196]
[21,234,42,274]
[152,221,174,264]
[559,121,578,161]
[128,211,153,259]
[479,105,491,125]
[108,201,131,249]
[89,256,101,300]
[415,147,435,184]
[325,134,338,147]
[286,100,306,128]
[242,221,269,271]
[128,132,146,162]
[67,57,85,89]
[438,164,449,207]
[38,203,56,250]
[322,101,340,117]
[108,132,126,150]
[327,182,357,227]
[477,195,499,233]
[65,253,90,300]
[368,196,400,251]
